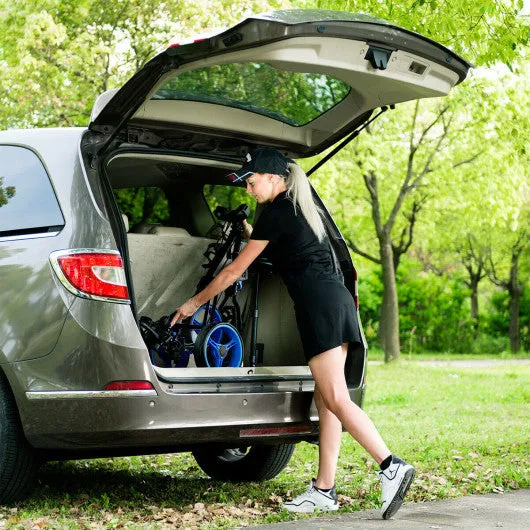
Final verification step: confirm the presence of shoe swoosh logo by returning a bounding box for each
[298,500,316,506]
[386,468,398,479]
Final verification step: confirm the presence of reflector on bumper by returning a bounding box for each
[239,425,314,437]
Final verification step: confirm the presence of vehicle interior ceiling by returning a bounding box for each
[106,152,308,370]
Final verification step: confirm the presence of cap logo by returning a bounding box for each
[246,153,252,162]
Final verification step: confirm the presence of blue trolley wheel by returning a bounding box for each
[190,305,222,342]
[194,322,243,368]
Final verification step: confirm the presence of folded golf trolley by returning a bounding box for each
[140,203,268,369]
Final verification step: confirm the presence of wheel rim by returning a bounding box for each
[201,323,243,367]
[218,447,250,463]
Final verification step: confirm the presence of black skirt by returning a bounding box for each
[285,271,362,362]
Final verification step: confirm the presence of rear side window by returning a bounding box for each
[203,185,256,224]
[0,146,64,237]
[114,186,170,230]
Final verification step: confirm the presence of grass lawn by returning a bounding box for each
[1,362,528,529]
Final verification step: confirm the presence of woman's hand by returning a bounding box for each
[170,298,200,327]
[243,219,253,240]
[170,240,268,328]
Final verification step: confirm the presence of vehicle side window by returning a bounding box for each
[203,184,256,224]
[0,146,64,237]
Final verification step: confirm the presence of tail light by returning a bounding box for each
[50,249,130,303]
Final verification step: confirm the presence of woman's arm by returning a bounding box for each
[170,238,268,326]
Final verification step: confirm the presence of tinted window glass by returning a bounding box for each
[203,185,256,224]
[0,146,64,236]
[153,62,350,127]
[114,187,169,231]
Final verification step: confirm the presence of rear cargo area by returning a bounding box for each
[107,152,308,371]
[127,227,307,368]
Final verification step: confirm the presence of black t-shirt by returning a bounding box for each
[250,191,334,281]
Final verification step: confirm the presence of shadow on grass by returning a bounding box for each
[23,460,265,510]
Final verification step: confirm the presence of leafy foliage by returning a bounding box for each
[0,0,286,128]
[486,288,530,351]
[157,62,350,126]
[114,188,169,229]
[359,260,494,354]
[292,0,529,68]
[397,261,475,353]
[204,185,257,223]
[0,0,528,354]
[0,177,16,208]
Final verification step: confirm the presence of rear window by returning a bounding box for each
[0,146,64,237]
[153,62,350,126]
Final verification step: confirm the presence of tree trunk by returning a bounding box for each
[470,278,479,339]
[508,255,522,353]
[509,289,521,353]
[379,242,400,362]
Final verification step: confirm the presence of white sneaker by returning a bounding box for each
[377,456,415,519]
[283,479,339,513]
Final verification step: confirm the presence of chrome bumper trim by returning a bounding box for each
[25,390,157,400]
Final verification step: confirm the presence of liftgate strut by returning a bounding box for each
[307,106,394,177]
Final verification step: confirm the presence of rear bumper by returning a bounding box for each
[22,385,365,455]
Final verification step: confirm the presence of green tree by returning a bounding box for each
[293,0,529,67]
[0,0,286,129]
[311,91,483,361]
[0,178,16,208]
[114,187,169,229]
[397,259,474,352]
[485,213,529,353]
[301,0,529,361]
[456,235,488,337]
[418,67,530,353]
[487,286,530,352]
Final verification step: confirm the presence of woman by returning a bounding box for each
[171,147,415,519]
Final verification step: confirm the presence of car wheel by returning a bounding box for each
[192,443,295,481]
[0,372,38,503]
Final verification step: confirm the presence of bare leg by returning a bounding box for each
[309,343,390,467]
[313,385,343,490]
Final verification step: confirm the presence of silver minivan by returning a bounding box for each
[0,9,469,502]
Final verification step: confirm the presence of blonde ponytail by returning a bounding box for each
[285,163,326,242]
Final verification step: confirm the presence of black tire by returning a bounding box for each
[192,443,295,482]
[0,372,38,503]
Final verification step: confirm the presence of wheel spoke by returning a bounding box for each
[205,346,222,368]
[224,338,240,351]
[213,354,223,368]
[208,338,222,350]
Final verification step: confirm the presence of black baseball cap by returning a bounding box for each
[227,147,294,183]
